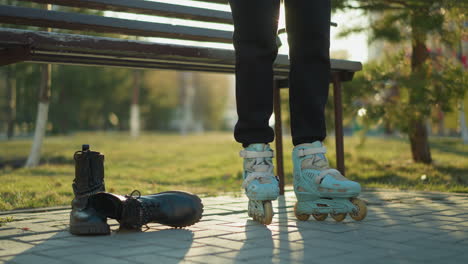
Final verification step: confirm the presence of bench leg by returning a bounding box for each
[273,80,285,195]
[0,46,31,66]
[332,74,345,176]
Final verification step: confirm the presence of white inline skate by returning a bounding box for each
[240,143,279,225]
[292,142,367,222]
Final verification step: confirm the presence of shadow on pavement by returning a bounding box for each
[233,219,274,263]
[4,222,194,264]
[1,190,468,263]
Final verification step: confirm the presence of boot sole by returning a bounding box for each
[69,222,110,235]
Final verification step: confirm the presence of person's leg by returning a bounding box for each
[284,0,331,146]
[229,0,281,225]
[229,0,281,146]
[285,1,368,222]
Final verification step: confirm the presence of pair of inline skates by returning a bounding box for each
[241,142,367,225]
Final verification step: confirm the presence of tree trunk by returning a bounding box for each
[460,101,468,144]
[178,71,195,135]
[408,16,432,164]
[25,64,51,168]
[408,119,432,163]
[25,4,52,168]
[437,110,445,136]
[4,67,16,139]
[130,70,141,138]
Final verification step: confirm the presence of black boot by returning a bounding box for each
[69,145,110,235]
[88,190,203,230]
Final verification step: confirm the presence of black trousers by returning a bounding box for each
[229,0,331,146]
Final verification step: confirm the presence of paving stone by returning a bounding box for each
[386,225,455,236]
[262,239,304,252]
[424,252,468,264]
[371,230,435,243]
[0,240,34,257]
[383,247,463,262]
[299,237,372,252]
[5,253,64,264]
[317,248,392,264]
[413,214,467,222]
[195,237,246,250]
[365,218,415,228]
[187,255,237,264]
[61,253,134,264]
[22,238,88,252]
[276,246,350,262]
[266,224,298,233]
[452,221,468,227]
[148,238,203,250]
[13,231,72,242]
[424,231,468,243]
[13,224,66,233]
[159,245,233,258]
[221,231,275,242]
[98,244,173,258]
[215,247,280,261]
[37,244,120,258]
[358,238,420,251]
[192,229,234,239]
[61,236,128,247]
[195,224,246,233]
[72,229,196,247]
[0,228,30,238]
[122,251,196,263]
[404,237,468,252]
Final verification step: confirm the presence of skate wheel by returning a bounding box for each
[331,213,346,222]
[349,198,367,221]
[294,202,310,221]
[260,201,273,225]
[312,213,328,221]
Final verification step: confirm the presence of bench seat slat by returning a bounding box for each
[0,5,233,43]
[0,28,362,79]
[16,0,233,24]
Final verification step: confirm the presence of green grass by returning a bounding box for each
[1,132,467,210]
[0,216,15,227]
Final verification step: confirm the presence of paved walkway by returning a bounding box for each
[1,188,468,264]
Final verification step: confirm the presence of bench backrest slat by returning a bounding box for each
[0,5,233,43]
[16,0,233,24]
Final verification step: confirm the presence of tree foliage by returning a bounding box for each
[333,0,466,43]
[0,65,231,135]
[344,52,467,133]
[333,0,467,163]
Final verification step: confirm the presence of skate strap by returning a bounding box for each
[297,147,327,157]
[252,164,271,172]
[239,150,274,158]
[316,169,345,184]
[242,172,275,189]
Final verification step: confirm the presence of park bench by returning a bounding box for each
[0,0,362,194]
